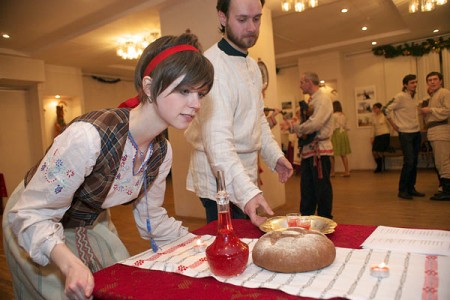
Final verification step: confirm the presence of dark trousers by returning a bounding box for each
[300,156,333,219]
[200,197,249,224]
[398,132,421,193]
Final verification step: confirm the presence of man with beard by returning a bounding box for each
[185,0,293,226]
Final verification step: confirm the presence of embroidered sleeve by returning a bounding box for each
[8,122,100,266]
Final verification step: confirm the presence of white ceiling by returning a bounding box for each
[1,0,449,80]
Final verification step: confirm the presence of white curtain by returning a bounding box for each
[441,49,450,89]
[416,52,440,100]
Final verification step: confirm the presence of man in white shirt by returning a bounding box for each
[384,74,424,200]
[419,71,450,201]
[185,0,293,226]
[281,72,334,218]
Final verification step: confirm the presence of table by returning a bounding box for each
[93,220,376,299]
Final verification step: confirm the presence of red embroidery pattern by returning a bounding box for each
[134,260,145,267]
[178,265,188,272]
[176,257,208,274]
[134,236,200,263]
[189,258,207,269]
[422,255,438,300]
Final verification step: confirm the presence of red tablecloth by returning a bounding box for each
[93,220,376,300]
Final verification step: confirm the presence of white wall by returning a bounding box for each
[0,90,35,206]
[159,0,220,219]
[82,76,135,112]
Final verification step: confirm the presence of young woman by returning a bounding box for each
[371,102,391,173]
[3,33,214,300]
[330,100,352,177]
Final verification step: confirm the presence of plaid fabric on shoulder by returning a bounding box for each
[24,108,167,228]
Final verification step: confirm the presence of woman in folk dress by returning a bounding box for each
[3,33,214,300]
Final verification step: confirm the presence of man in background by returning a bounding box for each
[419,71,450,201]
[384,74,424,200]
[281,72,334,219]
[185,0,293,226]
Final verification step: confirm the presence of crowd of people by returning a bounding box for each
[2,0,449,299]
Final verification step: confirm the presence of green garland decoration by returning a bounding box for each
[372,36,450,58]
[91,75,121,84]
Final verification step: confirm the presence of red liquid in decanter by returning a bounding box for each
[206,211,249,277]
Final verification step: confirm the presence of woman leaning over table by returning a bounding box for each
[2,33,214,300]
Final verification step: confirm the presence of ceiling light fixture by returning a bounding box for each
[281,0,320,12]
[409,0,447,13]
[116,32,160,60]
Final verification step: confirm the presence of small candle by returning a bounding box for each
[193,238,206,253]
[370,262,390,278]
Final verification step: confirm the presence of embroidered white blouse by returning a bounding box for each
[8,121,187,266]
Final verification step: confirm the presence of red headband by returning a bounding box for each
[143,44,200,78]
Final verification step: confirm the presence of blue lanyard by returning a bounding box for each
[128,132,158,252]
[144,175,159,253]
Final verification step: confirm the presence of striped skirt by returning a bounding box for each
[2,182,130,300]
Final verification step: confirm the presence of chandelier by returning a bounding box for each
[409,0,447,13]
[280,0,319,12]
[116,32,160,60]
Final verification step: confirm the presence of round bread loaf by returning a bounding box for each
[252,228,336,273]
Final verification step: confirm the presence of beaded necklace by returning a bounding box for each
[128,132,159,252]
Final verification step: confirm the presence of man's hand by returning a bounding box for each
[279,119,291,132]
[419,107,431,114]
[275,156,293,183]
[387,118,399,132]
[244,193,274,226]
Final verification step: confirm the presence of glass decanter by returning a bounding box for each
[205,170,249,277]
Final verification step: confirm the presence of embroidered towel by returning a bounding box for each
[121,234,450,300]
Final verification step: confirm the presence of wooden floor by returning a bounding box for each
[1,169,449,298]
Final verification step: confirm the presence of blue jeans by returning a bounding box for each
[200,198,249,224]
[398,132,421,193]
[300,156,333,219]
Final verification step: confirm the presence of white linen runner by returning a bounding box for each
[120,234,450,300]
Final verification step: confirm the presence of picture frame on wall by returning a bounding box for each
[355,85,376,128]
[281,101,294,120]
[355,85,376,101]
[281,101,292,110]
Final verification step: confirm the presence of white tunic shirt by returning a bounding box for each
[185,40,284,211]
[384,91,421,133]
[8,121,187,265]
[293,89,334,159]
